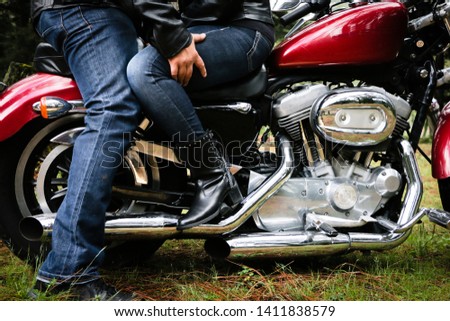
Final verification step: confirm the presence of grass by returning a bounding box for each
[0,244,36,300]
[0,143,449,301]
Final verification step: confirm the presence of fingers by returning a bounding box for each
[195,56,206,79]
[168,35,207,86]
[191,34,207,78]
[176,61,193,87]
[169,52,194,86]
[191,33,207,77]
[192,33,206,43]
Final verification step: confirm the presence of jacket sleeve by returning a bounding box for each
[132,0,192,58]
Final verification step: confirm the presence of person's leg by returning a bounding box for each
[127,45,205,143]
[35,6,141,284]
[185,25,273,91]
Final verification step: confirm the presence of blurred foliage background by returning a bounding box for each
[0,0,40,82]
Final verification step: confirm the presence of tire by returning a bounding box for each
[0,115,177,266]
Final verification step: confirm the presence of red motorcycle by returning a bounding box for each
[1,0,449,265]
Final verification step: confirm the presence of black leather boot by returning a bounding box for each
[174,131,243,230]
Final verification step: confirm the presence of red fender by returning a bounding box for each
[0,72,81,142]
[433,101,450,179]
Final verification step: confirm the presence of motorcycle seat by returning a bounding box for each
[33,42,72,77]
[188,66,268,102]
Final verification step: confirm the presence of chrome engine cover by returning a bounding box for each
[252,159,403,232]
[311,87,410,146]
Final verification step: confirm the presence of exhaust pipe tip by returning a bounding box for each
[19,216,44,241]
[205,238,231,259]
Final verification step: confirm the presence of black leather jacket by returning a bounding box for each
[31,0,274,58]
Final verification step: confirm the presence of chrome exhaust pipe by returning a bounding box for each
[204,139,424,259]
[205,232,352,259]
[19,214,54,242]
[20,134,295,241]
[19,212,182,241]
[204,230,412,260]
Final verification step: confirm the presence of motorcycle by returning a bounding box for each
[1,0,450,265]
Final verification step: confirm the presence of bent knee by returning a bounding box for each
[127,54,146,91]
[127,46,169,89]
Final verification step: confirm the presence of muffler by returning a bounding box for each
[19,212,182,241]
[204,230,411,259]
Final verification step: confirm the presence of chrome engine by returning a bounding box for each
[253,85,412,232]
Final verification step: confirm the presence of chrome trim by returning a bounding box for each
[203,229,415,259]
[194,102,253,115]
[190,134,294,235]
[312,87,397,146]
[427,208,450,230]
[205,232,351,259]
[397,140,422,226]
[19,214,55,241]
[50,127,84,145]
[408,2,450,32]
[131,140,181,165]
[373,139,422,233]
[270,0,301,13]
[32,99,85,114]
[124,149,149,186]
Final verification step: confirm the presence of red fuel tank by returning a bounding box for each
[269,1,408,69]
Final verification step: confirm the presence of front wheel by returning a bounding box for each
[0,115,169,266]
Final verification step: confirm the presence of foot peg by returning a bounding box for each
[427,208,450,230]
[305,212,338,237]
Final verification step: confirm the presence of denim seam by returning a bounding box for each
[203,27,230,35]
[246,30,262,72]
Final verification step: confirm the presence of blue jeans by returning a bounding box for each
[35,6,141,284]
[127,25,273,142]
